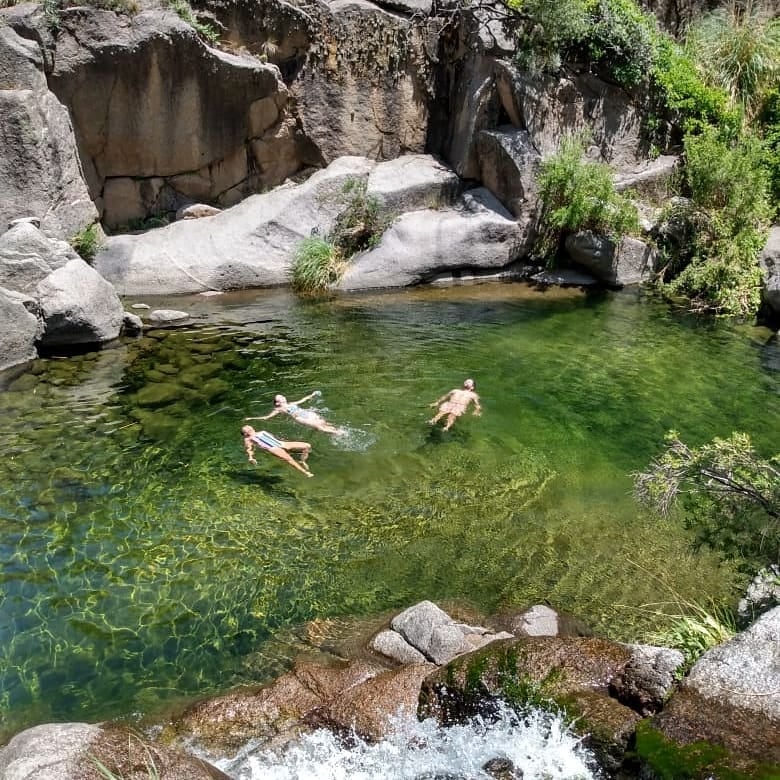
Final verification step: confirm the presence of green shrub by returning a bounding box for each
[648,601,736,672]
[650,38,738,136]
[330,178,385,257]
[70,223,102,263]
[583,0,658,88]
[290,237,343,294]
[536,133,639,263]
[634,431,780,567]
[661,127,771,316]
[759,88,780,215]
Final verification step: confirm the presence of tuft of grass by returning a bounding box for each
[70,223,102,264]
[619,560,736,674]
[290,236,344,295]
[164,0,219,42]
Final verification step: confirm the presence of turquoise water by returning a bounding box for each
[1,283,778,741]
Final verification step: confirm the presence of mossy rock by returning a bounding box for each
[134,383,182,407]
[636,688,780,778]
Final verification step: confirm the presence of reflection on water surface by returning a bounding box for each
[1,282,778,739]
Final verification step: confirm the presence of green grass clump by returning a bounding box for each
[290,236,344,295]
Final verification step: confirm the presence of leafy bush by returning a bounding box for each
[290,237,342,295]
[661,127,771,315]
[759,88,780,215]
[330,178,385,257]
[70,223,102,263]
[634,431,780,567]
[650,38,738,136]
[536,133,639,262]
[583,0,658,88]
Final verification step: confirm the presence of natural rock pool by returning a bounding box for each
[1,282,778,741]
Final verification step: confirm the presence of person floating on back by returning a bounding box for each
[241,425,314,477]
[429,378,482,431]
[246,390,344,435]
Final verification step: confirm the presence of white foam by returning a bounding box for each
[215,704,596,779]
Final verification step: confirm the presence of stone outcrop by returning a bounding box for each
[0,24,98,240]
[0,287,42,371]
[0,722,228,780]
[93,154,503,295]
[564,231,656,287]
[0,222,125,357]
[760,226,780,320]
[339,188,531,291]
[640,607,780,777]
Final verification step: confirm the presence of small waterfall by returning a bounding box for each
[215,704,598,779]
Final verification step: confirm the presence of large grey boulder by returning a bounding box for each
[685,605,780,721]
[760,226,780,317]
[95,155,488,295]
[646,608,780,774]
[0,25,97,240]
[0,722,228,780]
[0,287,42,371]
[0,222,124,353]
[36,258,124,347]
[94,156,376,295]
[0,222,78,292]
[476,127,541,218]
[35,7,296,227]
[564,231,655,286]
[339,188,529,290]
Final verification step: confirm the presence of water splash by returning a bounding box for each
[215,704,597,779]
[331,426,378,452]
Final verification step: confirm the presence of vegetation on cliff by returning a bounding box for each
[291,178,386,294]
[509,0,778,316]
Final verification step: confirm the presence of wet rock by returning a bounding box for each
[123,311,144,334]
[168,659,385,756]
[312,662,436,741]
[483,755,523,778]
[564,231,655,287]
[609,643,684,715]
[370,628,427,664]
[0,722,228,780]
[148,309,190,325]
[759,226,780,317]
[488,604,593,638]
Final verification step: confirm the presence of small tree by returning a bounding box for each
[634,431,780,566]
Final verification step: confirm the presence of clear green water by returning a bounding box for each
[1,283,778,741]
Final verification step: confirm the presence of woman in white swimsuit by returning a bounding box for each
[246,391,344,435]
[241,425,313,477]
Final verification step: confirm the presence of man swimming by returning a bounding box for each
[429,378,482,431]
[241,425,313,477]
[246,391,344,435]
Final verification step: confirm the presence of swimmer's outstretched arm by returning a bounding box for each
[292,390,321,405]
[245,409,279,421]
[430,390,452,407]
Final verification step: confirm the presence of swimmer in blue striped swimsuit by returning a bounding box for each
[241,425,313,477]
[246,391,344,435]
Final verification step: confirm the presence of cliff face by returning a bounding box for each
[1,0,654,234]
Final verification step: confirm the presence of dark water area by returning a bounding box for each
[1,282,778,741]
